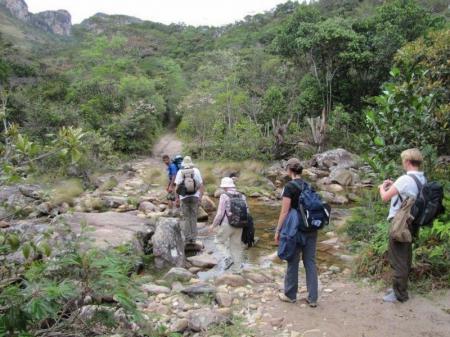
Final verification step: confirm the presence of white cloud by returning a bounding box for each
[26,0,299,25]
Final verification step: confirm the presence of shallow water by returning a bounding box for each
[197,199,350,280]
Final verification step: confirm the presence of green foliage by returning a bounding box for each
[0,225,142,335]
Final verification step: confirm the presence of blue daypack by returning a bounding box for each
[277,208,300,261]
[291,180,330,232]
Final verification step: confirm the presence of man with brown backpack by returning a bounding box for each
[175,156,204,244]
[379,148,444,303]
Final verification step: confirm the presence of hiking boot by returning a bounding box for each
[306,298,317,308]
[383,291,398,303]
[278,293,296,303]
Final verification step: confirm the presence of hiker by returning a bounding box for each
[274,158,318,307]
[174,156,204,244]
[210,177,249,273]
[163,154,179,214]
[379,148,427,303]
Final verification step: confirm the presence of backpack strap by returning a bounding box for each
[407,174,423,192]
[394,174,423,207]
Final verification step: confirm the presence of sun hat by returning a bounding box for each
[220,177,236,189]
[182,156,194,169]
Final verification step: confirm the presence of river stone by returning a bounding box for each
[201,196,217,212]
[187,255,217,268]
[152,217,185,269]
[164,267,195,283]
[215,274,246,287]
[139,201,157,214]
[312,148,360,170]
[181,283,216,296]
[215,292,232,307]
[188,308,231,332]
[197,207,208,221]
[141,283,171,295]
[170,318,189,333]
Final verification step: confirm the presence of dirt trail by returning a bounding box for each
[249,276,449,337]
[152,132,183,159]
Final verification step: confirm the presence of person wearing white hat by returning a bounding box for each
[210,177,249,272]
[174,156,204,244]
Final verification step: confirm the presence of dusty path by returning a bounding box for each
[152,132,183,159]
[247,274,450,337]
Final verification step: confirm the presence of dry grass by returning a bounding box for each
[51,179,84,205]
[141,167,166,186]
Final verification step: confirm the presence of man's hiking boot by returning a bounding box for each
[278,293,296,303]
[306,298,317,308]
[383,291,398,303]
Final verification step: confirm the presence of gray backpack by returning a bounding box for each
[176,169,198,196]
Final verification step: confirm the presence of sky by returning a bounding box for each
[26,0,299,26]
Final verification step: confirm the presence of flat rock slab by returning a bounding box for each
[60,212,152,248]
[187,255,218,268]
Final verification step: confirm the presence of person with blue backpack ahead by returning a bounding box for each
[275,158,328,307]
[162,154,182,214]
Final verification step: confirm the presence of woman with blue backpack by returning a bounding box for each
[274,158,322,307]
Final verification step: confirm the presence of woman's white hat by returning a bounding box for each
[220,177,236,188]
[182,156,194,169]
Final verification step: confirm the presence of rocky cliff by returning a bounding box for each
[0,0,72,36]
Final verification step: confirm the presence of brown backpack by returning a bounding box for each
[389,197,415,243]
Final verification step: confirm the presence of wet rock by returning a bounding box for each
[215,274,246,287]
[187,255,217,268]
[139,201,157,214]
[188,308,231,332]
[141,283,171,295]
[197,207,208,221]
[164,267,195,283]
[312,148,360,170]
[152,218,185,269]
[215,292,232,307]
[181,284,216,296]
[201,196,217,212]
[329,168,360,186]
[170,318,189,333]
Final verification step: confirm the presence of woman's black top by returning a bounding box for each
[282,178,304,210]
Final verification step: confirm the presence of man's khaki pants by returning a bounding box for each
[180,196,199,243]
[216,221,243,272]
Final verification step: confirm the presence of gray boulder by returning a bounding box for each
[329,168,360,186]
[152,218,185,269]
[312,149,360,170]
[188,308,231,332]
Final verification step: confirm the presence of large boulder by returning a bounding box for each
[312,149,360,170]
[59,211,152,248]
[152,218,185,269]
[329,168,360,186]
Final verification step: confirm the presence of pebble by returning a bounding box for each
[324,288,335,293]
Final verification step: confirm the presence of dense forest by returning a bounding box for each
[0,0,449,336]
